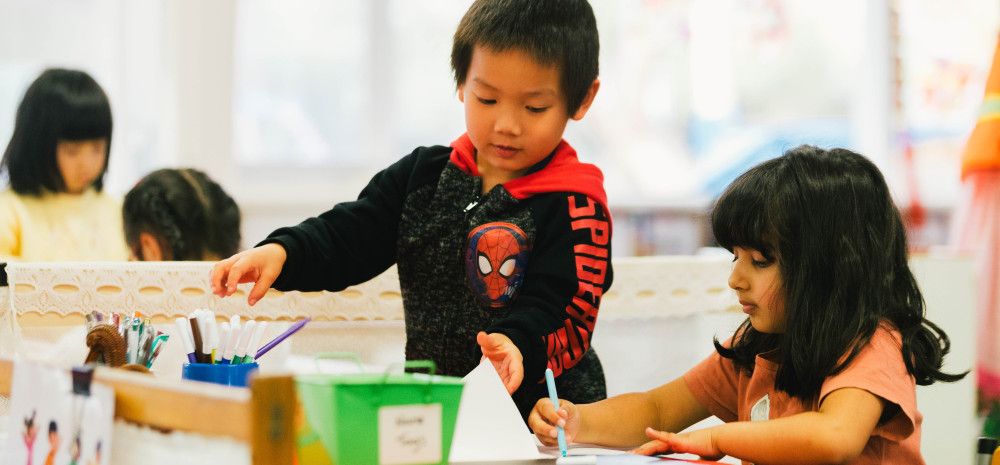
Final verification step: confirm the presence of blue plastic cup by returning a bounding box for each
[181,362,259,387]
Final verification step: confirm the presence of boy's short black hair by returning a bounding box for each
[1,68,113,196]
[123,168,241,261]
[451,0,599,115]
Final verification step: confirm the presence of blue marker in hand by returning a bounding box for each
[544,367,568,457]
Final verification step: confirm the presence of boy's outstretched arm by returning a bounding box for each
[211,243,287,305]
[634,387,884,464]
[211,148,428,302]
[529,377,710,447]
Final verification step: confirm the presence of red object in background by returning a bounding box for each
[951,34,1000,410]
[901,135,927,233]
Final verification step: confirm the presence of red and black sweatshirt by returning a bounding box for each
[263,133,613,418]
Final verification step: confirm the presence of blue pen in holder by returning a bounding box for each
[182,362,259,387]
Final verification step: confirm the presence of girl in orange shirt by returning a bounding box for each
[530,145,966,464]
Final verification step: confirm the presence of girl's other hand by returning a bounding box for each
[631,427,723,461]
[528,397,580,446]
[210,243,287,305]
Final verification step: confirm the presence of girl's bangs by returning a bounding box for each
[57,94,112,141]
[710,169,776,256]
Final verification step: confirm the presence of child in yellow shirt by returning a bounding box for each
[0,68,128,261]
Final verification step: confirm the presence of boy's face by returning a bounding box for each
[459,46,597,184]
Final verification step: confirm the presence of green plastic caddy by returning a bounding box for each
[297,360,464,465]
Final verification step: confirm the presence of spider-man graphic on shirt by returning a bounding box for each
[465,222,530,308]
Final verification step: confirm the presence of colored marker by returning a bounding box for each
[255,318,310,360]
[224,316,241,364]
[233,320,256,364]
[206,313,219,364]
[175,317,196,363]
[189,315,205,363]
[127,319,140,364]
[244,321,268,364]
[195,311,212,364]
[147,334,170,368]
[545,368,568,457]
[218,322,231,364]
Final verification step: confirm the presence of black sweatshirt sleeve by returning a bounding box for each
[260,148,427,292]
[486,193,613,386]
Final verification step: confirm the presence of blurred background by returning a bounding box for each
[0,2,998,461]
[0,0,997,256]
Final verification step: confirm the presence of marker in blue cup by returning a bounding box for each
[544,367,568,457]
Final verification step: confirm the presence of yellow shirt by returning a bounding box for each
[0,187,129,261]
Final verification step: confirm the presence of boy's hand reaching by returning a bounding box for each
[476,331,523,394]
[210,243,287,306]
[528,397,581,446]
[631,427,723,461]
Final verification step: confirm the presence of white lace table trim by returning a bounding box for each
[4,257,739,322]
[5,261,404,321]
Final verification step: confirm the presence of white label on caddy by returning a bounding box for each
[378,403,443,464]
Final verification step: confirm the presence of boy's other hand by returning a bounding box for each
[476,331,524,394]
[528,397,580,446]
[210,243,287,306]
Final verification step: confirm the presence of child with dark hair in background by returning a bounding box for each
[44,420,59,465]
[530,146,966,464]
[123,168,241,261]
[212,0,611,419]
[0,68,128,261]
[21,410,37,465]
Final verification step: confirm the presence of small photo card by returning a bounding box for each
[5,361,115,465]
[378,403,442,465]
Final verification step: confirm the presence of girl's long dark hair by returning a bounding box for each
[1,68,113,195]
[710,145,965,401]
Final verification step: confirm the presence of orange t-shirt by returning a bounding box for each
[683,324,922,465]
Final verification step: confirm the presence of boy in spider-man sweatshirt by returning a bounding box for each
[211,0,612,420]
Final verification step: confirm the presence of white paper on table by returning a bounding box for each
[554,454,701,465]
[542,442,640,464]
[539,437,710,464]
[556,456,649,465]
[539,444,629,457]
[448,359,545,462]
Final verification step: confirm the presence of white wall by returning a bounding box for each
[912,255,976,465]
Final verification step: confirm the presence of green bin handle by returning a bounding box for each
[379,359,439,404]
[398,360,437,376]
